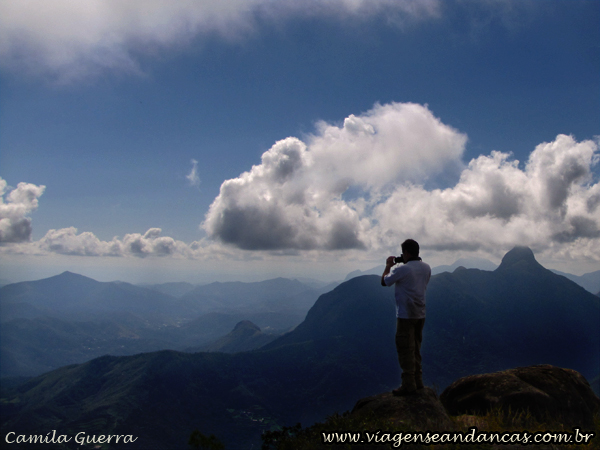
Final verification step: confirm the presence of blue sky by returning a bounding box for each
[0,0,599,284]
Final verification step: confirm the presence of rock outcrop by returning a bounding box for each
[351,387,454,430]
[348,365,599,435]
[440,365,600,428]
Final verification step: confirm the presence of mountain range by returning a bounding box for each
[0,275,329,377]
[1,246,598,449]
[550,269,600,295]
[343,256,499,281]
[0,272,329,323]
[344,258,600,292]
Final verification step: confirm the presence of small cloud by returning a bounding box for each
[37,227,122,256]
[0,178,46,243]
[36,227,191,258]
[186,159,200,188]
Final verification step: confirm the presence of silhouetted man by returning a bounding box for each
[381,239,431,395]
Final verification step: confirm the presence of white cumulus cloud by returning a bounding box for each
[203,102,467,250]
[370,134,600,259]
[0,178,46,243]
[203,103,600,263]
[36,227,195,258]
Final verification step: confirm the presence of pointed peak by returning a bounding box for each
[42,271,100,285]
[59,271,79,276]
[55,271,95,280]
[49,271,80,280]
[497,246,539,270]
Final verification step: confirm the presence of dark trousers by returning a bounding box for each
[395,318,425,390]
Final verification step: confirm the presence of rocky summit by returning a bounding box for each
[440,365,600,428]
[349,366,600,432]
[280,365,599,450]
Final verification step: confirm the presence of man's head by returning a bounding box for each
[401,239,420,259]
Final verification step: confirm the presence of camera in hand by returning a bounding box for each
[394,255,404,264]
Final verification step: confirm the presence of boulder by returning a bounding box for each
[351,387,454,430]
[440,365,600,428]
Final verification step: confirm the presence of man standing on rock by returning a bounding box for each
[381,239,431,396]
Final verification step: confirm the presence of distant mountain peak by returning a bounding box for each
[37,271,99,285]
[57,271,91,279]
[233,320,261,333]
[497,246,539,270]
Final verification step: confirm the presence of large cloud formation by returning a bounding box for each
[0,178,45,243]
[203,102,467,250]
[0,0,439,81]
[204,102,600,261]
[372,134,600,258]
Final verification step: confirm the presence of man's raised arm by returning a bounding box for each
[381,256,396,287]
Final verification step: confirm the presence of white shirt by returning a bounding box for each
[384,260,431,319]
